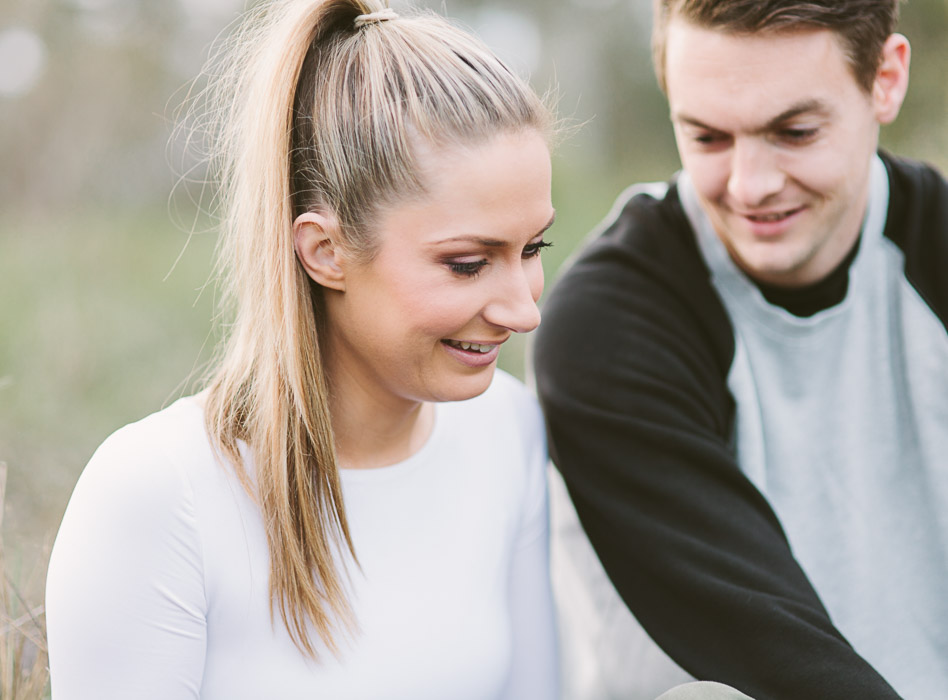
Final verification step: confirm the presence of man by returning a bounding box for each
[534,1,948,699]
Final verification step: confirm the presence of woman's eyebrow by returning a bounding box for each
[429,212,557,248]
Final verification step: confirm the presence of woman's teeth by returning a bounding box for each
[446,340,494,353]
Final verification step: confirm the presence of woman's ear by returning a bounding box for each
[294,211,347,291]
[872,33,911,125]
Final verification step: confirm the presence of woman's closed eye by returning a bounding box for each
[446,239,551,277]
[448,259,489,277]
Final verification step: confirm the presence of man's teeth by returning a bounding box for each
[447,340,494,353]
[749,212,790,222]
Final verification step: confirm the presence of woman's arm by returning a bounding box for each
[46,421,207,699]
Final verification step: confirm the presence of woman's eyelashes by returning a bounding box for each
[448,259,489,277]
[523,239,553,258]
[445,239,553,278]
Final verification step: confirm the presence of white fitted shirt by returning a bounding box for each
[47,370,558,699]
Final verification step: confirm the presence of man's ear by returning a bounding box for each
[294,211,347,292]
[873,33,910,125]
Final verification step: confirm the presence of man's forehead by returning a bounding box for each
[664,20,861,125]
[664,17,845,69]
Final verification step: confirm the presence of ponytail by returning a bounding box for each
[198,0,551,657]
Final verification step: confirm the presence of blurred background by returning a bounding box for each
[1,0,946,627]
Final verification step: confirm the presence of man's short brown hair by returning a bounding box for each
[652,0,902,94]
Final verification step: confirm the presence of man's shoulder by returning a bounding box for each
[565,177,701,273]
[879,151,948,331]
[544,175,720,321]
[536,175,735,385]
[881,151,947,186]
[881,151,948,228]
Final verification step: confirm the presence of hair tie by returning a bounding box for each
[354,8,399,28]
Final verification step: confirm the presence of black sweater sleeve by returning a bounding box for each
[533,187,902,700]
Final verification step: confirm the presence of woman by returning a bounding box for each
[45,1,558,697]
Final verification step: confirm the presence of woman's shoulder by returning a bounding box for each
[100,392,207,446]
[47,397,212,677]
[70,394,217,519]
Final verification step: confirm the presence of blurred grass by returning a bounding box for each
[0,209,219,600]
[0,463,49,700]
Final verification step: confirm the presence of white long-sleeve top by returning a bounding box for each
[47,370,558,700]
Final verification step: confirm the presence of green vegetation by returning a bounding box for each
[0,210,217,594]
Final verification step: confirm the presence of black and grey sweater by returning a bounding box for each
[534,152,948,700]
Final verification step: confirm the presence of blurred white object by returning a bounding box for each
[550,465,696,699]
[0,27,47,98]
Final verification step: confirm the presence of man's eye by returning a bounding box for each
[693,132,729,148]
[780,127,819,143]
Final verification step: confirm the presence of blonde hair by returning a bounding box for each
[198,0,551,658]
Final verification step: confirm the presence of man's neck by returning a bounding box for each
[753,233,862,317]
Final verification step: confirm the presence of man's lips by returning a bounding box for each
[729,204,807,238]
[739,205,806,223]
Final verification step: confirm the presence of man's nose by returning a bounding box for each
[727,139,786,208]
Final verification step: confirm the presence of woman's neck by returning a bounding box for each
[327,368,435,470]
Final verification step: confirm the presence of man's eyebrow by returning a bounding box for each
[431,211,557,247]
[674,99,831,134]
[763,99,831,129]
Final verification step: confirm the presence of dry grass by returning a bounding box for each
[0,463,49,700]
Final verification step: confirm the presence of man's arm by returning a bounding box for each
[533,192,902,700]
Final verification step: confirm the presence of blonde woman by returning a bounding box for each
[45,1,558,697]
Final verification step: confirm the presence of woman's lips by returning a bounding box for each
[440,339,502,367]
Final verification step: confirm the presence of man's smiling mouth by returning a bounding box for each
[743,206,805,223]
